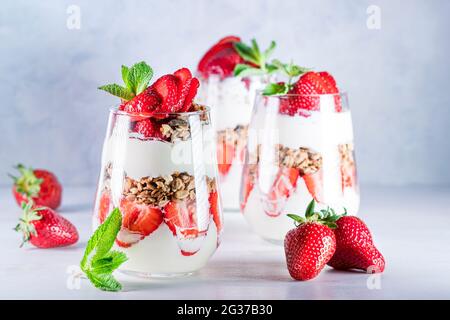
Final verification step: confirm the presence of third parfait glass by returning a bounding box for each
[240,92,359,243]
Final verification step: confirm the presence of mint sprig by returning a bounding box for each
[287,200,346,229]
[262,60,310,96]
[233,39,277,77]
[80,208,127,292]
[99,61,153,101]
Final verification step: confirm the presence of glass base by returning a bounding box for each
[261,237,284,246]
[119,269,194,279]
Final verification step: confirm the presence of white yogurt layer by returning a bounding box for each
[117,220,218,274]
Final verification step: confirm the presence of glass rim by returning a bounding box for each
[109,104,211,117]
[255,90,348,98]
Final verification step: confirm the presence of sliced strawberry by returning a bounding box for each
[264,167,300,217]
[116,198,163,247]
[123,87,161,116]
[181,77,199,112]
[98,190,111,223]
[198,36,244,79]
[151,74,179,113]
[164,199,205,256]
[208,191,222,232]
[240,164,256,212]
[303,168,324,203]
[133,118,165,140]
[217,139,235,176]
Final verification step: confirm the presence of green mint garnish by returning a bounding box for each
[287,199,347,229]
[262,60,310,96]
[233,39,277,77]
[80,208,127,292]
[99,61,153,101]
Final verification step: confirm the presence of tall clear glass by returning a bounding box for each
[93,106,223,277]
[241,93,359,243]
[196,74,269,211]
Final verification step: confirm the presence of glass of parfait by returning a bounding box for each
[93,104,223,277]
[240,91,359,243]
[196,36,275,211]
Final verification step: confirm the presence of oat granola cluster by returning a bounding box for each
[277,145,322,175]
[339,143,355,168]
[123,172,217,207]
[217,125,248,148]
[161,118,191,142]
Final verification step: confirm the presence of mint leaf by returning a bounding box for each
[262,82,288,96]
[85,271,122,292]
[126,61,153,95]
[98,84,134,101]
[233,64,266,77]
[271,59,310,78]
[80,208,127,292]
[121,65,129,88]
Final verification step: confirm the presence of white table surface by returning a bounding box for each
[1,186,449,300]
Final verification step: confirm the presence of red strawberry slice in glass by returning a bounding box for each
[240,164,256,212]
[264,167,300,217]
[133,118,165,140]
[303,168,325,203]
[123,87,161,120]
[98,190,111,223]
[116,198,164,248]
[208,191,222,233]
[198,36,244,79]
[217,138,235,177]
[163,199,206,256]
[181,77,199,112]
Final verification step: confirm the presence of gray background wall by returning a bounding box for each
[0,0,449,188]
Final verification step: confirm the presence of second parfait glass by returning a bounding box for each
[93,105,223,277]
[240,92,359,243]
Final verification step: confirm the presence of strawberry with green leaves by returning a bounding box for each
[15,202,78,248]
[284,200,340,281]
[10,164,62,209]
[198,36,280,79]
[81,208,128,292]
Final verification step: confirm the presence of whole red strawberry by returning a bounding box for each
[327,216,385,273]
[10,164,62,209]
[15,202,78,248]
[282,71,342,116]
[284,200,338,280]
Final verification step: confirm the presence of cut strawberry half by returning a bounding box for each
[116,198,163,247]
[163,199,206,256]
[240,164,256,212]
[198,36,244,79]
[151,74,179,113]
[123,87,161,119]
[181,78,199,112]
[217,140,235,176]
[208,191,222,233]
[303,168,325,203]
[133,118,165,140]
[264,167,300,217]
[98,190,111,223]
